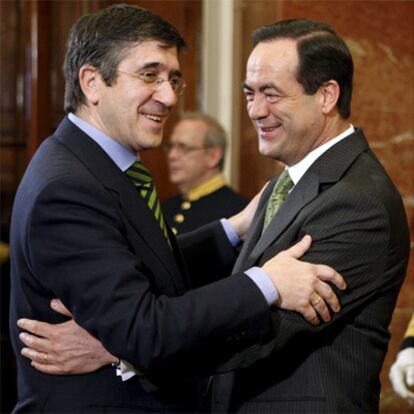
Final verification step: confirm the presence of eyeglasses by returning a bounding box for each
[163,142,211,154]
[116,70,186,95]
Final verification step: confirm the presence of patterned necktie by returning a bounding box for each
[125,161,170,246]
[262,169,294,233]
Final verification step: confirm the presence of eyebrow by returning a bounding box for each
[139,62,182,78]
[242,82,283,94]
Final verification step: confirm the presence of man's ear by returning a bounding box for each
[319,80,340,114]
[205,146,223,169]
[78,65,101,106]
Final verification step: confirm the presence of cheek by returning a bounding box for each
[246,101,257,119]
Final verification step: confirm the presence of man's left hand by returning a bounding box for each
[17,299,118,374]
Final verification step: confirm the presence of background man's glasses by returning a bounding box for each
[163,142,212,154]
[116,70,186,95]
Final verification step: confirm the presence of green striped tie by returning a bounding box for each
[125,161,170,246]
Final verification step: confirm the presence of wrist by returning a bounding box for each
[227,214,240,238]
[111,358,121,368]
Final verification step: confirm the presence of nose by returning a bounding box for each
[248,95,269,121]
[166,144,180,161]
[153,81,178,108]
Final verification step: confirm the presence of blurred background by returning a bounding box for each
[1,0,413,412]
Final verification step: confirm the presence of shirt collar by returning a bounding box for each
[288,124,355,185]
[68,112,138,172]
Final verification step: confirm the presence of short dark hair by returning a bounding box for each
[64,4,187,113]
[252,19,353,119]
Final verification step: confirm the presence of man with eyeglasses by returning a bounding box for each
[162,113,248,235]
[10,5,347,413]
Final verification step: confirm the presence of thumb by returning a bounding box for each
[283,235,312,259]
[50,299,72,317]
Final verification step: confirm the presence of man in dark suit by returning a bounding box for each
[9,7,345,413]
[207,19,410,413]
[163,113,248,235]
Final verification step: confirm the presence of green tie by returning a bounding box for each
[262,169,294,233]
[125,161,170,246]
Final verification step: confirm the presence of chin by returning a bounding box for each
[258,145,273,158]
[169,174,182,185]
[259,142,281,160]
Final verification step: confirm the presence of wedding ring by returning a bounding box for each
[311,296,322,306]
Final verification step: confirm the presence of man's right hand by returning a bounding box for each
[229,182,269,240]
[262,235,346,325]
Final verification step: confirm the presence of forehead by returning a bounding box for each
[170,119,208,142]
[246,39,298,84]
[120,39,180,70]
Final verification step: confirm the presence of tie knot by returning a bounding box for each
[125,161,152,186]
[262,169,294,233]
[274,169,293,195]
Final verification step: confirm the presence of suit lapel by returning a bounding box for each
[54,118,185,291]
[244,172,320,269]
[238,128,370,270]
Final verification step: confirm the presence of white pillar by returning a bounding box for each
[201,0,241,188]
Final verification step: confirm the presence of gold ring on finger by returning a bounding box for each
[311,296,322,306]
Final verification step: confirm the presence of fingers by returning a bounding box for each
[406,366,414,405]
[283,235,312,259]
[17,318,53,338]
[314,279,341,313]
[21,347,51,365]
[309,293,332,323]
[50,299,72,317]
[19,332,49,353]
[314,265,347,290]
[391,366,411,400]
[301,305,320,326]
[407,365,414,387]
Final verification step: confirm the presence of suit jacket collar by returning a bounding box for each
[235,128,369,271]
[54,117,187,291]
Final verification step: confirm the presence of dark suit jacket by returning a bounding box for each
[9,117,272,413]
[163,186,248,235]
[211,128,410,413]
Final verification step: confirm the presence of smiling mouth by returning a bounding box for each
[259,123,281,132]
[143,114,163,122]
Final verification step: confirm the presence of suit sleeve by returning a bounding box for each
[214,182,410,371]
[27,176,272,376]
[177,221,240,288]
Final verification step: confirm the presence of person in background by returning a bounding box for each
[163,113,248,235]
[390,313,414,405]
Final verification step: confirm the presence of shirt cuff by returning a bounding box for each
[220,218,240,247]
[245,267,279,306]
[116,359,142,381]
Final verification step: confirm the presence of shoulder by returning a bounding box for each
[213,186,249,205]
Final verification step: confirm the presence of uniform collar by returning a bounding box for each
[185,174,226,201]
